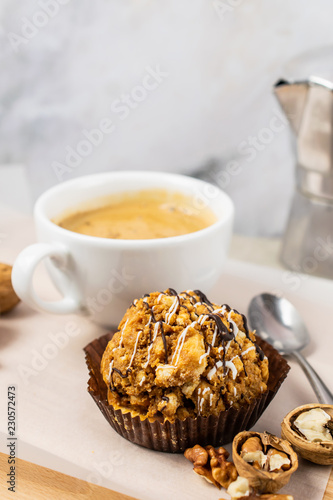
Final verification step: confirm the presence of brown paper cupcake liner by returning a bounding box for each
[84,333,290,453]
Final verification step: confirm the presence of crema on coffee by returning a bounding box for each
[54,189,216,240]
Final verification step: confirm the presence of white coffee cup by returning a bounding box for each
[12,171,234,327]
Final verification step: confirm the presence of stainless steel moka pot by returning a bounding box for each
[274,76,333,280]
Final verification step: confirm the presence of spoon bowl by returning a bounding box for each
[248,293,333,405]
[248,293,309,354]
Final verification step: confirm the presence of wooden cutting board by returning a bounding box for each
[0,452,332,499]
[326,470,333,500]
[0,452,138,500]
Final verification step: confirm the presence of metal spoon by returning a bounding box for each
[248,293,333,405]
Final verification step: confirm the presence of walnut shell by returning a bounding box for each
[0,263,20,314]
[232,431,298,494]
[281,404,333,465]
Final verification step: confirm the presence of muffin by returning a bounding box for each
[85,289,289,452]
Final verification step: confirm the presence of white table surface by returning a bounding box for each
[1,164,332,500]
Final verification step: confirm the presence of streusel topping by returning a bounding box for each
[101,289,269,422]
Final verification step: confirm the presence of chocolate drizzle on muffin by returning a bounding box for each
[101,289,269,423]
[193,289,215,310]
[158,322,168,364]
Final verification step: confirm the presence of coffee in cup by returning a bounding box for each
[12,171,234,327]
[54,189,217,240]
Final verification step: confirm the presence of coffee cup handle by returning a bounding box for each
[12,243,84,315]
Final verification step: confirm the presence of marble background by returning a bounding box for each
[0,0,333,235]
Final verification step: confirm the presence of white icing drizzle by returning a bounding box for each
[197,387,202,414]
[143,296,149,303]
[198,314,208,325]
[112,319,129,352]
[199,387,210,412]
[212,307,225,315]
[213,305,227,316]
[242,346,255,356]
[108,360,114,382]
[171,321,197,367]
[219,340,232,355]
[211,324,218,347]
[225,340,232,354]
[165,296,179,324]
[225,356,239,380]
[157,293,164,304]
[144,322,161,368]
[200,398,205,413]
[207,355,239,382]
[197,387,215,411]
[127,330,142,369]
[207,366,217,380]
[228,310,239,336]
[155,363,175,372]
[199,351,209,364]
[234,387,237,396]
[139,375,146,386]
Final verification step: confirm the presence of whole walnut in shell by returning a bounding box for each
[0,263,20,314]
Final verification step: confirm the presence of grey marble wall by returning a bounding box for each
[0,0,333,235]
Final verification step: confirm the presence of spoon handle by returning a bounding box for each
[291,351,333,405]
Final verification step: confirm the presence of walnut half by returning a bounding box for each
[281,403,333,465]
[0,263,20,314]
[232,431,298,494]
[184,444,238,489]
[226,476,294,500]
